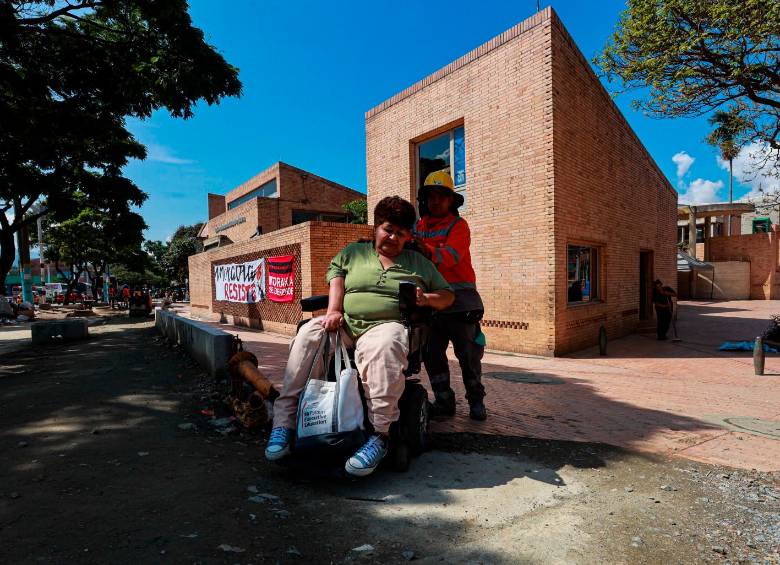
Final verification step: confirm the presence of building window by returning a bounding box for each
[227,179,278,210]
[753,217,771,233]
[567,245,599,304]
[291,210,349,225]
[416,126,466,205]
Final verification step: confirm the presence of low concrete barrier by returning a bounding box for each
[31,319,89,345]
[155,310,233,378]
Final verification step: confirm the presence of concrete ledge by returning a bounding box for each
[31,319,89,345]
[155,310,233,378]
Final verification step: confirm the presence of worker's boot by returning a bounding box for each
[430,388,456,418]
[468,399,487,421]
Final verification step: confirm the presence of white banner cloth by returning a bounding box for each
[214,258,266,303]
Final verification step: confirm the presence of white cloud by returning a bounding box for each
[145,143,195,165]
[672,151,695,178]
[716,142,780,203]
[678,178,724,205]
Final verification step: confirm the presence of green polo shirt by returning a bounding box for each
[326,242,452,337]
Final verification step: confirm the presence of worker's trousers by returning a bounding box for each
[423,313,485,403]
[272,317,409,434]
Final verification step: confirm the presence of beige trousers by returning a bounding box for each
[272,317,409,434]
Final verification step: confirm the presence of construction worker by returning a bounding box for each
[414,171,487,421]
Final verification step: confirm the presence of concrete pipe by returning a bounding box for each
[228,351,279,400]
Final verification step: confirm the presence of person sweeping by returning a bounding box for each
[414,171,487,420]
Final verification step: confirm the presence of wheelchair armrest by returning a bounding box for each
[301,295,329,312]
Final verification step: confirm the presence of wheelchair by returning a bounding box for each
[291,281,432,472]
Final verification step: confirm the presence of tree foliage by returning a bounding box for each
[595,0,780,166]
[161,223,203,283]
[0,1,241,288]
[44,197,146,300]
[342,199,368,224]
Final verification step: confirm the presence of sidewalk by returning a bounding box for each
[190,300,780,471]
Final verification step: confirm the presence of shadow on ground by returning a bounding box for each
[0,316,755,563]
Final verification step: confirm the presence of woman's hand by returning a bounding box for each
[416,287,430,307]
[417,287,455,310]
[321,311,343,332]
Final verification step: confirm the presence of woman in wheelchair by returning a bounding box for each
[266,196,454,476]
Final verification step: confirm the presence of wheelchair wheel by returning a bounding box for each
[400,382,429,456]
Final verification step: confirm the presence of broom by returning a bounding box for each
[670,297,681,342]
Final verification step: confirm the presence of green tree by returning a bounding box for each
[595,0,780,163]
[705,108,750,233]
[342,199,368,224]
[0,1,241,289]
[161,223,203,283]
[44,198,146,301]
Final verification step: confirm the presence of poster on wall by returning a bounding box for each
[267,255,295,303]
[214,258,266,303]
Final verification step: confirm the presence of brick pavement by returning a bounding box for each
[183,300,780,471]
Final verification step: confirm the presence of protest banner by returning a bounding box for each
[267,255,294,303]
[214,258,266,303]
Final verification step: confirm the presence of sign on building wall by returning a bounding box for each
[214,258,266,303]
[267,255,295,303]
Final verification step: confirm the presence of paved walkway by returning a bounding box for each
[188,301,780,471]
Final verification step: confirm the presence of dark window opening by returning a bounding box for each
[227,179,278,210]
[567,245,599,304]
[416,125,466,207]
[292,210,349,225]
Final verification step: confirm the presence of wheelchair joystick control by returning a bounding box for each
[398,280,417,315]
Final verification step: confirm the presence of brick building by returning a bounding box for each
[365,8,677,355]
[198,161,365,248]
[189,162,368,332]
[189,8,677,354]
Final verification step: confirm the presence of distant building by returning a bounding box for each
[198,161,364,250]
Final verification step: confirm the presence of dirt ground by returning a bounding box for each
[1,316,778,564]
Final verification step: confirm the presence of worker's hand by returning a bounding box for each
[416,287,430,308]
[321,311,343,332]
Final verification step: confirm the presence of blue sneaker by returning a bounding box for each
[345,435,388,477]
[265,427,292,461]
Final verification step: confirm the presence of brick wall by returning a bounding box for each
[188,222,373,335]
[365,8,677,355]
[201,162,365,242]
[549,11,677,354]
[275,163,365,229]
[366,9,556,355]
[207,194,226,220]
[709,229,780,299]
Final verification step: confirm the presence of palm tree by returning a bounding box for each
[706,109,748,235]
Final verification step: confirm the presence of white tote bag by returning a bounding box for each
[296,331,364,441]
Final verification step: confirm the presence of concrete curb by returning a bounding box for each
[155,309,233,378]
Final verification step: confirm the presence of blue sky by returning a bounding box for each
[125,0,759,242]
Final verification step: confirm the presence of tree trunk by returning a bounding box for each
[0,227,14,293]
[728,158,733,236]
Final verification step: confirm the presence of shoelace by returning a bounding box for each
[357,436,385,462]
[269,428,289,444]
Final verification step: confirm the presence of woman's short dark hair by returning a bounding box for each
[374,196,416,230]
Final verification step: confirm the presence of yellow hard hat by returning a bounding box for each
[423,170,455,190]
[420,170,464,209]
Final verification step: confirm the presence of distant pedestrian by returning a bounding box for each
[653,279,677,340]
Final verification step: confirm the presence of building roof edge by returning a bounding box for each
[365,7,553,120]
